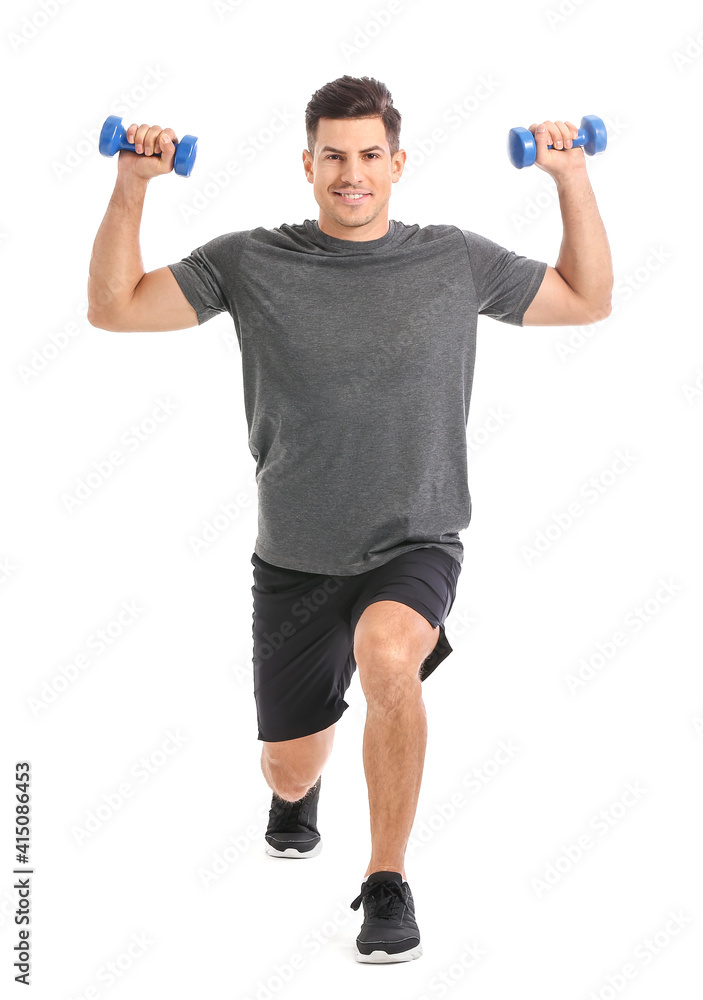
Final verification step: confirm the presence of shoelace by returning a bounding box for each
[350,879,405,919]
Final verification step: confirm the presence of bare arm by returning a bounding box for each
[523,119,613,326]
[87,122,198,332]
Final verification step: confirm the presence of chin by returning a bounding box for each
[337,216,373,228]
[329,206,375,228]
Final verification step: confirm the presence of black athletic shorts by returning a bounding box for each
[251,545,461,742]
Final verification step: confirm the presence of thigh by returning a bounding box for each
[251,553,361,742]
[350,546,462,682]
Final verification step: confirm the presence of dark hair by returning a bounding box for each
[305,75,401,157]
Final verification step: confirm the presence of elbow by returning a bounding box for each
[87,291,109,329]
[594,297,612,321]
[594,277,615,321]
[87,304,125,331]
[87,283,133,331]
[87,305,103,329]
[87,281,110,329]
[87,307,112,330]
[577,296,612,325]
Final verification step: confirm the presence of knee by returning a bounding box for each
[354,611,438,704]
[271,775,316,802]
[261,747,321,802]
[264,759,316,801]
[358,655,424,711]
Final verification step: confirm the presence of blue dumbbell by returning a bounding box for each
[508,115,607,169]
[99,115,198,177]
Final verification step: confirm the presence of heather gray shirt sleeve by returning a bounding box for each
[461,229,547,325]
[167,233,242,323]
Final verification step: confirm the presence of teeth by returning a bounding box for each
[339,193,366,199]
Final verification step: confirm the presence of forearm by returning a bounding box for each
[87,174,150,321]
[554,168,613,313]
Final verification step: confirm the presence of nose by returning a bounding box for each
[339,156,366,186]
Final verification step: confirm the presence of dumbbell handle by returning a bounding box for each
[508,115,606,169]
[99,116,198,177]
[116,130,179,156]
[547,127,586,150]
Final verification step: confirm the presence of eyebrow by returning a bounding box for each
[319,145,385,154]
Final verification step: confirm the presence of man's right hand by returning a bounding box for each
[118,123,179,179]
[88,119,199,331]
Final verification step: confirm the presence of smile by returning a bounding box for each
[335,192,371,203]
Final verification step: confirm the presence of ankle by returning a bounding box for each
[365,863,406,881]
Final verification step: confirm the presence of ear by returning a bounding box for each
[392,148,406,180]
[302,148,313,181]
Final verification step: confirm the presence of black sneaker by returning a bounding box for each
[349,870,422,963]
[264,775,322,858]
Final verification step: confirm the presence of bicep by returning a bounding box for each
[127,266,199,331]
[522,265,591,326]
[107,266,199,332]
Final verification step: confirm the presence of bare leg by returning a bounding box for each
[261,722,336,802]
[353,600,439,882]
[362,682,426,880]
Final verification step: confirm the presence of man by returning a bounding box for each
[87,74,612,964]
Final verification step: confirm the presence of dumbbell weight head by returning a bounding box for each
[98,115,198,177]
[98,115,126,157]
[580,114,607,157]
[173,134,198,178]
[507,114,607,169]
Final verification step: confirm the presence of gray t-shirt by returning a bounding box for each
[167,219,547,576]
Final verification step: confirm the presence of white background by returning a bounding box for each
[2,0,702,996]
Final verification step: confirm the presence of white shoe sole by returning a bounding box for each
[355,944,422,963]
[264,840,323,859]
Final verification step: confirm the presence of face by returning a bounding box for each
[302,116,405,241]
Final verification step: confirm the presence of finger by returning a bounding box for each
[153,127,177,155]
[125,123,140,146]
[156,129,177,170]
[143,125,163,156]
[133,123,151,154]
[534,120,554,153]
[553,120,572,149]
[564,120,579,142]
[544,119,564,149]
